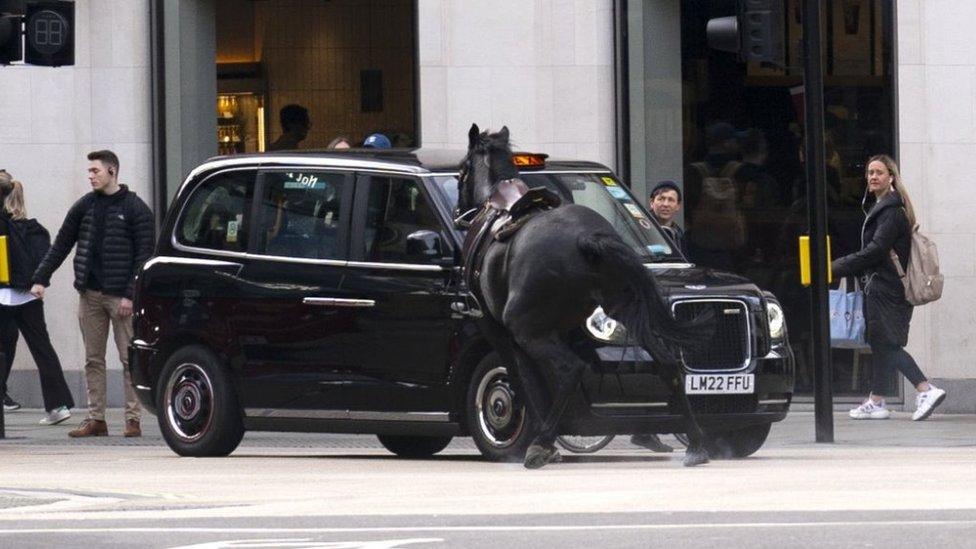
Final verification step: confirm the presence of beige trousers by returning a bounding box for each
[78,290,141,421]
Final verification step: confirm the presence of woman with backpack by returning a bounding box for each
[0,172,74,424]
[832,155,945,421]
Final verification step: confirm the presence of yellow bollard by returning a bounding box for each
[799,235,832,287]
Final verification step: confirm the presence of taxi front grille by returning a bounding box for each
[673,299,750,371]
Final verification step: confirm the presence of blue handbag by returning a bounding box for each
[829,277,867,349]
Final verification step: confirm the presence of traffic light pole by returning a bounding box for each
[802,0,834,443]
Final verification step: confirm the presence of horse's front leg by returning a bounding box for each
[475,317,547,433]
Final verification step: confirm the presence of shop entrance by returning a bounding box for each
[626,0,897,399]
[214,0,417,154]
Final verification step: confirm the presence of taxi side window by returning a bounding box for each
[256,171,347,260]
[178,171,253,253]
[364,177,443,264]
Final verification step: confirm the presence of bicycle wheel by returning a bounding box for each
[556,435,615,454]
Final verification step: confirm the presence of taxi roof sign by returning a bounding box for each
[512,152,548,169]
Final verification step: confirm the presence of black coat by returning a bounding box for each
[660,222,690,258]
[31,185,154,299]
[0,212,51,290]
[832,190,912,348]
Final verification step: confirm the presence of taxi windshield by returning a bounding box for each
[429,172,681,262]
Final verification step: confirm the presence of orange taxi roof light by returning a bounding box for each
[512,153,548,169]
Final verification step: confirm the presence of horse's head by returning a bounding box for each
[454,123,519,227]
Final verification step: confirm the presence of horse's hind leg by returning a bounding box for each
[513,334,588,469]
[476,318,549,435]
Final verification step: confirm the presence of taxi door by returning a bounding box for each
[339,173,457,414]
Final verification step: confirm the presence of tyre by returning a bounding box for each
[156,345,244,457]
[377,435,453,458]
[556,435,615,454]
[702,422,772,459]
[466,353,535,461]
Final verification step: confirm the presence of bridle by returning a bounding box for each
[453,152,483,228]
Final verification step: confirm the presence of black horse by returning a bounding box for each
[457,124,713,468]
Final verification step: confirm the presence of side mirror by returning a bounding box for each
[406,229,444,258]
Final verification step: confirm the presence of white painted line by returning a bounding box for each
[1,519,975,535]
[0,490,124,514]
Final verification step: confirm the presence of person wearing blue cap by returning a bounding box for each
[362,133,392,149]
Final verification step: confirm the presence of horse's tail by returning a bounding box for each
[577,232,713,357]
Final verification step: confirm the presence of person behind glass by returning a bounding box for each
[0,173,74,423]
[832,155,946,421]
[268,104,310,151]
[631,182,681,454]
[327,135,352,149]
[30,150,155,438]
[647,180,688,257]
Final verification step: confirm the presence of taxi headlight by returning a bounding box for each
[766,301,786,340]
[585,306,628,344]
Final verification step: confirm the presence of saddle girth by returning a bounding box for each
[459,183,563,315]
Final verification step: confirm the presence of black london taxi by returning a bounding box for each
[130,149,794,460]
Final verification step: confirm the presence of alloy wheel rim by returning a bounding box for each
[475,366,525,448]
[164,362,215,443]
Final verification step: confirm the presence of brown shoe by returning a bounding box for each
[123,419,142,438]
[68,419,108,438]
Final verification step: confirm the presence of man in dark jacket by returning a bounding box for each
[30,150,155,438]
[647,180,689,258]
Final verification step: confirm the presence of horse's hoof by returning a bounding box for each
[524,444,560,469]
[631,434,674,453]
[682,448,710,467]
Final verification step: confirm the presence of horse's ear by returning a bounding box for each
[468,123,480,147]
[498,126,510,143]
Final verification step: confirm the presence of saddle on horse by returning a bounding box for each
[457,179,562,317]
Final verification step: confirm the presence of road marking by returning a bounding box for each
[1,519,975,534]
[167,538,443,549]
[0,489,124,514]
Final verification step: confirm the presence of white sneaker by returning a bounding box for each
[39,406,71,426]
[849,399,890,419]
[912,386,946,421]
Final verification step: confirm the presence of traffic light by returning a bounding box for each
[707,0,784,67]
[24,0,73,66]
[0,13,22,64]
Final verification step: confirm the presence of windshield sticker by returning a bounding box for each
[638,218,652,230]
[283,173,325,190]
[601,176,618,186]
[623,203,647,220]
[226,220,238,243]
[606,186,629,199]
[647,244,672,256]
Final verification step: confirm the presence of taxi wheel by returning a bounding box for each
[157,345,244,457]
[703,422,772,459]
[466,353,535,462]
[377,435,453,458]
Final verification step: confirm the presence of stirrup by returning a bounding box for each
[450,298,483,318]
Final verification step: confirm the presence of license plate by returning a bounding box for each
[685,374,755,395]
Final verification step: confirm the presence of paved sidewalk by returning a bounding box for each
[1,406,972,449]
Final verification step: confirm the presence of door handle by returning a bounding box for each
[303,297,376,308]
